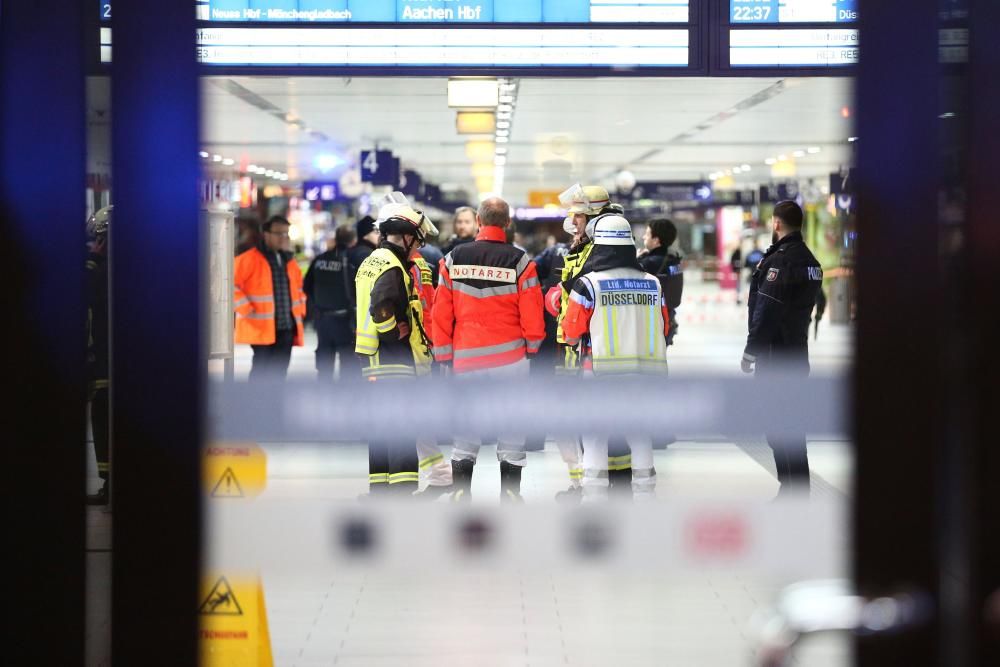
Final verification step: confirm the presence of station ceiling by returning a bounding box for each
[202,75,854,205]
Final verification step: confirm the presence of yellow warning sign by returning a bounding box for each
[211,468,244,498]
[200,574,273,666]
[200,576,244,616]
[204,443,266,499]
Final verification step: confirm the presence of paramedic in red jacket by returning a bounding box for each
[433,197,545,502]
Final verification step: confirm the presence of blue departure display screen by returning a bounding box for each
[729,0,857,24]
[199,0,691,24]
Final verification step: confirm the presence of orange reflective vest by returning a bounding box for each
[233,247,306,346]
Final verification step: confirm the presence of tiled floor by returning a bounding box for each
[247,439,851,667]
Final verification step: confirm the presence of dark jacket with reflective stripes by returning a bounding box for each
[432,226,545,373]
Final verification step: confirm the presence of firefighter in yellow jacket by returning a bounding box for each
[355,193,438,496]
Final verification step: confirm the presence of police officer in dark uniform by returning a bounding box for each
[741,200,823,497]
[304,225,360,382]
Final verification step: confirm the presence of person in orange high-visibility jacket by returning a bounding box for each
[234,216,306,381]
[432,197,545,502]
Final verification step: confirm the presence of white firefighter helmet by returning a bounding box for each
[589,214,635,246]
[86,205,113,239]
[374,191,439,243]
[559,183,612,234]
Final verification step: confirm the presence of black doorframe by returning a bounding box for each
[2,0,87,663]
[109,2,203,665]
[854,0,942,663]
[966,0,1000,663]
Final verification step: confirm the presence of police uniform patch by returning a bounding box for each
[766,268,780,282]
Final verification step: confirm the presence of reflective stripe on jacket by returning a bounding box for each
[562,267,670,376]
[432,226,545,374]
[355,247,433,379]
[556,241,594,345]
[233,247,306,346]
[411,255,435,345]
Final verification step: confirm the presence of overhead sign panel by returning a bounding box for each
[200,0,690,24]
[730,0,857,24]
[729,28,858,67]
[359,150,399,186]
[195,27,690,67]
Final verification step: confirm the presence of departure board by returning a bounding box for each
[728,28,857,67]
[198,0,691,24]
[194,26,691,67]
[729,0,857,24]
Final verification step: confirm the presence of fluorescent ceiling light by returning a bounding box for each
[494,156,507,166]
[448,79,499,108]
[465,140,496,161]
[764,157,777,165]
[496,136,509,143]
[212,154,222,162]
[497,103,512,112]
[496,120,510,129]
[793,150,805,158]
[222,158,235,166]
[456,111,496,134]
[199,151,209,158]
[807,147,821,154]
[247,164,258,172]
[495,129,509,137]
[472,163,494,178]
[495,147,507,155]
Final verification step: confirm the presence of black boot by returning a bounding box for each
[608,468,633,499]
[499,461,524,503]
[86,480,109,506]
[554,485,582,504]
[450,459,474,503]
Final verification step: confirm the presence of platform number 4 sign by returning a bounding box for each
[360,150,397,186]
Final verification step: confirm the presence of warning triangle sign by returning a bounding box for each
[199,576,244,616]
[211,467,244,498]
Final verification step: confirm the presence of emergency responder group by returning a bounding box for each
[221,185,822,503]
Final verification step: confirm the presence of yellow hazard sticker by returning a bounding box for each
[200,573,273,666]
[204,443,267,499]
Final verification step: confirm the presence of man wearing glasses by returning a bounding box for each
[234,215,307,381]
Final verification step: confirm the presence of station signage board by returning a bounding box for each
[199,0,691,24]
[627,181,713,205]
[729,0,857,25]
[302,180,345,201]
[359,150,399,186]
[726,0,858,69]
[194,26,691,68]
[729,28,858,68]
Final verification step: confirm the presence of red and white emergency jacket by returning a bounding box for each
[432,226,545,373]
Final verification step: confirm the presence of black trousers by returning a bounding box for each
[90,385,110,481]
[314,311,360,382]
[368,438,419,494]
[757,356,811,492]
[249,327,295,382]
